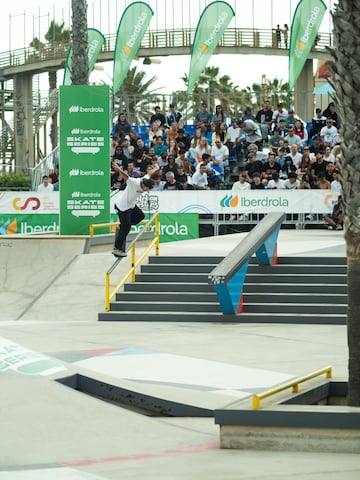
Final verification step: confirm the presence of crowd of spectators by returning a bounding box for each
[110,101,343,198]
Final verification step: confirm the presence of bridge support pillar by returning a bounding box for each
[14,73,34,174]
[294,59,314,123]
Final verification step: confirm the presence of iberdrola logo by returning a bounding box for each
[0,217,17,235]
[220,194,238,208]
[198,44,208,57]
[121,45,131,59]
[295,41,306,56]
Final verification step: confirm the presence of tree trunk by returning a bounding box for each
[329,0,360,405]
[71,0,88,85]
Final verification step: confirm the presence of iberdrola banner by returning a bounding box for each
[113,2,154,95]
[63,28,105,85]
[288,0,326,90]
[187,1,235,94]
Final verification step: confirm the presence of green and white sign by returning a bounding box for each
[129,213,199,243]
[59,85,110,235]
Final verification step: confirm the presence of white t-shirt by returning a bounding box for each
[320,125,338,146]
[232,181,251,192]
[210,144,229,164]
[268,179,285,189]
[37,183,54,193]
[191,171,208,188]
[115,177,144,211]
[227,126,241,142]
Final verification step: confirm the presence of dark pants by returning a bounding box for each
[114,205,145,251]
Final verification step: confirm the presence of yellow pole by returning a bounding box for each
[131,244,136,283]
[155,213,160,256]
[105,273,110,311]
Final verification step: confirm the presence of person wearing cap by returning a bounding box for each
[272,102,288,128]
[285,109,296,127]
[166,104,183,128]
[241,107,256,122]
[111,162,159,257]
[309,108,327,139]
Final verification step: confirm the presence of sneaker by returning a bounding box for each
[327,225,334,230]
[112,248,127,257]
[336,224,343,230]
[305,214,314,220]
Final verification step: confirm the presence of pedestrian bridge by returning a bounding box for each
[0,26,331,74]
[0,26,332,173]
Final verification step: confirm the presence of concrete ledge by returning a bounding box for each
[215,381,360,453]
[219,425,360,453]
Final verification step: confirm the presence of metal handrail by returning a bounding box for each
[0,27,332,70]
[103,211,160,312]
[252,366,333,410]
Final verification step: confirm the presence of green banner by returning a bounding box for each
[113,2,154,95]
[288,0,326,90]
[0,214,59,235]
[187,1,234,94]
[59,85,110,235]
[63,28,105,85]
[129,213,199,243]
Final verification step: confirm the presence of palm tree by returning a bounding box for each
[116,66,160,125]
[70,0,88,85]
[329,0,360,406]
[181,66,243,119]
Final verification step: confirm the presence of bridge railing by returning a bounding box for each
[0,28,332,70]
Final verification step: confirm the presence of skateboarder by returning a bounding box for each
[111,161,160,257]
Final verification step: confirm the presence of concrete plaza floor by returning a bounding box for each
[1,229,359,480]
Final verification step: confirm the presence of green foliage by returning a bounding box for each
[45,21,71,44]
[0,175,32,190]
[29,37,45,51]
[115,66,161,124]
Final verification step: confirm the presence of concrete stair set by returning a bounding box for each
[98,255,346,324]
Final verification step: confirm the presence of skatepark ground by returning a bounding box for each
[1,229,359,480]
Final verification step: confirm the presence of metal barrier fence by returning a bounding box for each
[200,213,329,236]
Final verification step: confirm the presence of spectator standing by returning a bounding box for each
[114,112,132,137]
[166,104,183,128]
[255,99,273,143]
[194,102,212,132]
[309,108,327,138]
[272,103,288,128]
[322,102,339,127]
